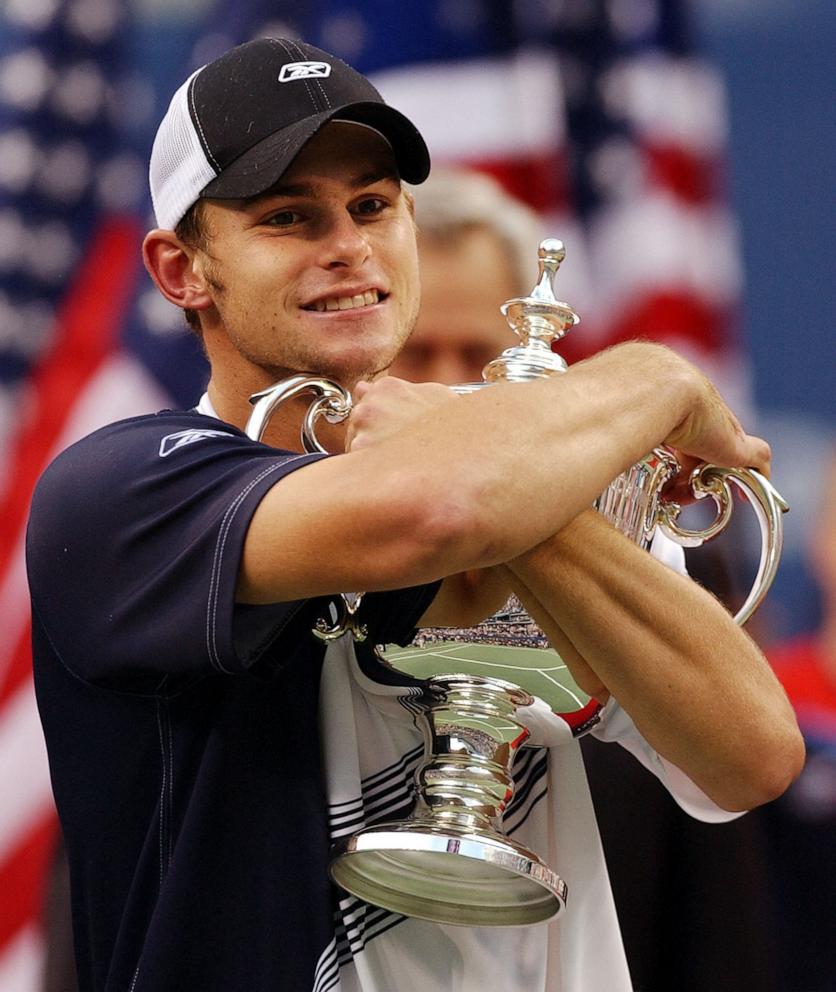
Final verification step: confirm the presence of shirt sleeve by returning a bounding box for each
[590,698,743,823]
[26,411,328,688]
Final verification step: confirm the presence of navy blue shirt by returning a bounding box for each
[26,410,437,991]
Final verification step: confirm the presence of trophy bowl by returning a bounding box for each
[246,238,788,927]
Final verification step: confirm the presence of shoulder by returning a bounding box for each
[50,408,248,466]
[33,410,253,503]
[27,408,311,560]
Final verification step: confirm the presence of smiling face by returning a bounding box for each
[194,122,422,398]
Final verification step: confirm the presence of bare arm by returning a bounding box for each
[238,341,771,603]
[499,509,804,812]
[417,569,511,628]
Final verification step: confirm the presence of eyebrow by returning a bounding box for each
[263,167,400,201]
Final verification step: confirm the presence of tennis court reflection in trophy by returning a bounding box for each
[245,239,788,927]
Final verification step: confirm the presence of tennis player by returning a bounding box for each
[27,38,803,992]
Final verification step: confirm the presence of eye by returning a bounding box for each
[266,209,302,227]
[353,196,387,216]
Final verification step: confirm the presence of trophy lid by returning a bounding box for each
[482,238,580,384]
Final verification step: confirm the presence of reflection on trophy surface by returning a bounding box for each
[246,238,788,927]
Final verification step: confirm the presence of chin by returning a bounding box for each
[312,346,401,385]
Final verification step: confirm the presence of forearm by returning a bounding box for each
[350,342,703,566]
[502,510,804,811]
[417,568,511,628]
[241,340,770,604]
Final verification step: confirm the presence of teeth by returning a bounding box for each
[310,290,379,312]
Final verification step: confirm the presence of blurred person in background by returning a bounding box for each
[762,449,836,992]
[393,167,779,992]
[391,169,541,387]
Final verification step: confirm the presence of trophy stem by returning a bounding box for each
[330,675,568,926]
[413,675,531,833]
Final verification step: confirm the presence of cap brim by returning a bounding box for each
[200,101,430,201]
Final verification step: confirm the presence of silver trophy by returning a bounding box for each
[245,239,788,927]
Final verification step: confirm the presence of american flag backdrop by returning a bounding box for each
[0,1,749,987]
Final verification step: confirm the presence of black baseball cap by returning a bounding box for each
[149,37,431,230]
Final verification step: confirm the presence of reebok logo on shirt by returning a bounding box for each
[159,429,233,457]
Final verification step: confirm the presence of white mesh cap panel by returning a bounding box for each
[149,70,218,230]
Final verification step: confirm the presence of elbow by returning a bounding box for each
[719,727,806,813]
[754,728,806,807]
[395,489,498,584]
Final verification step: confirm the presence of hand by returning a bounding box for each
[662,355,772,478]
[345,376,457,452]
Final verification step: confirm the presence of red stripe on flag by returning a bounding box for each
[643,142,727,206]
[0,217,143,580]
[605,291,732,353]
[457,151,572,215]
[0,809,57,950]
[0,624,32,708]
[555,291,735,367]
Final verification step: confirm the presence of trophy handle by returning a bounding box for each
[247,373,352,452]
[657,465,790,626]
[246,375,367,641]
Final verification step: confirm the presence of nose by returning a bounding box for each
[319,210,371,270]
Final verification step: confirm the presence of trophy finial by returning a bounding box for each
[531,238,566,304]
[480,238,580,383]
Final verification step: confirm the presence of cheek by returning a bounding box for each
[387,218,420,284]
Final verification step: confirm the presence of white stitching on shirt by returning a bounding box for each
[155,700,167,890]
[167,708,174,868]
[206,455,313,673]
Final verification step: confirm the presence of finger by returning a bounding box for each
[344,418,356,452]
[661,451,703,505]
[742,435,772,479]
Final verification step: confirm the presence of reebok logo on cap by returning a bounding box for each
[279,61,332,82]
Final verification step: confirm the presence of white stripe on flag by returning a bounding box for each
[370,49,566,161]
[589,193,743,316]
[0,924,44,992]
[0,680,53,865]
[602,54,729,153]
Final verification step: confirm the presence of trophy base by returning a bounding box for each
[330,819,567,927]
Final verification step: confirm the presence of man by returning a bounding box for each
[26,38,802,992]
[394,168,781,992]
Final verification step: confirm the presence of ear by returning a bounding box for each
[142,229,213,314]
